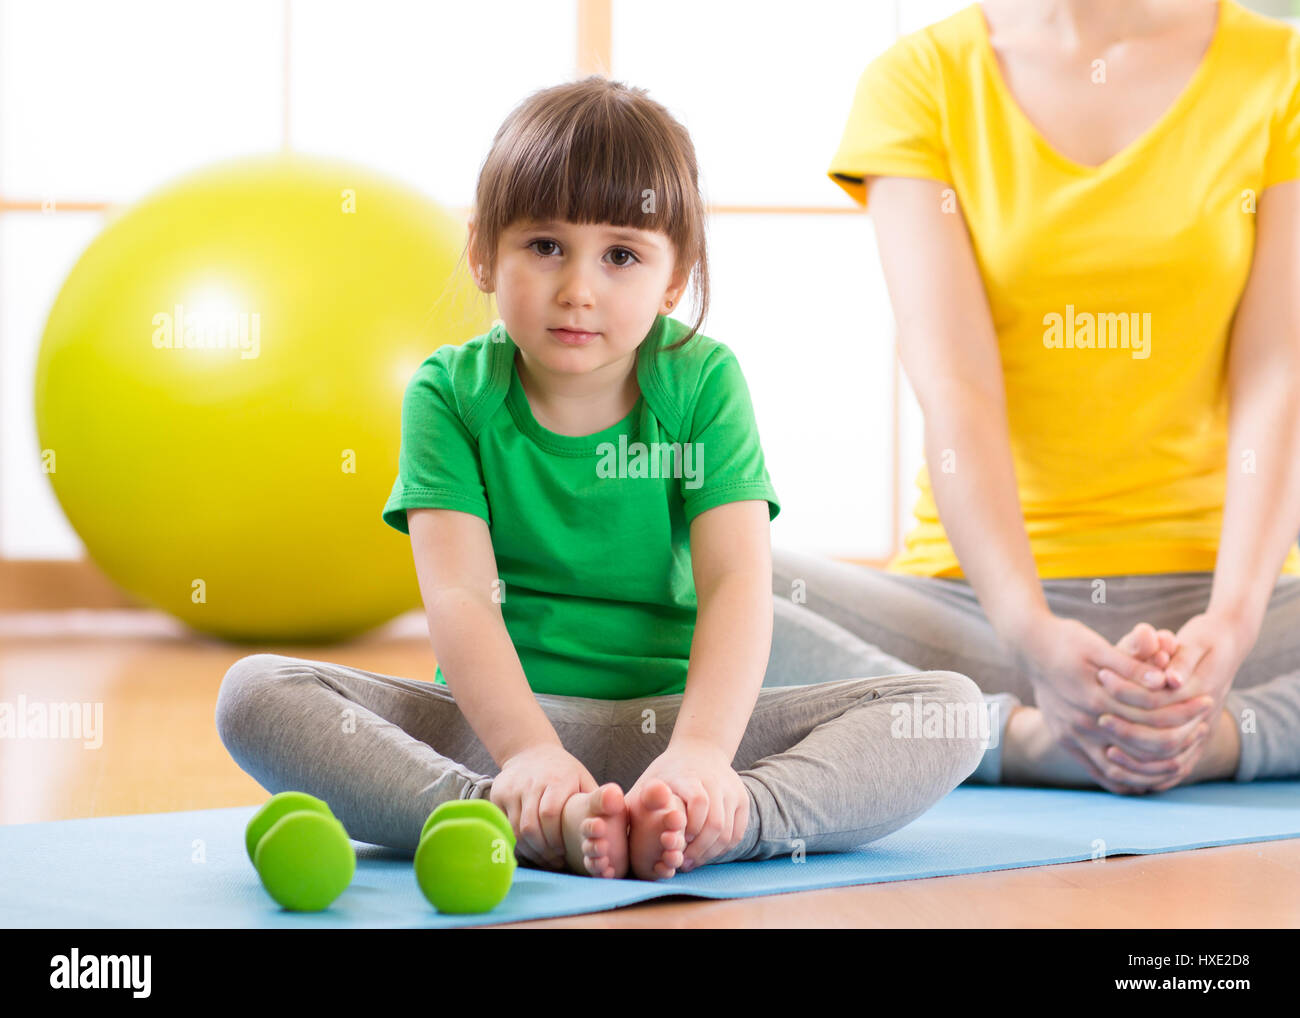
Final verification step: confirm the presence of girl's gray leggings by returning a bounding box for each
[214,548,1300,866]
[214,582,991,865]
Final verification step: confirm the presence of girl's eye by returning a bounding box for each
[525,239,638,266]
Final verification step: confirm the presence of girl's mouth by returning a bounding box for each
[549,328,600,345]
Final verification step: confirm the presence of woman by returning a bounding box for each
[767,0,1300,794]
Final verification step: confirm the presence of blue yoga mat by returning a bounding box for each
[2,781,1297,928]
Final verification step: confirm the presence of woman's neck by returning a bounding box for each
[994,0,1191,49]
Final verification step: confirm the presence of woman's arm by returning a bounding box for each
[865,175,1208,793]
[866,176,1047,645]
[407,507,561,767]
[670,499,774,759]
[1126,178,1300,781]
[1198,178,1300,651]
[1088,181,1300,791]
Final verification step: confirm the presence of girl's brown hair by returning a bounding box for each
[465,75,709,352]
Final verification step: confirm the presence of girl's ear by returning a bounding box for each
[663,268,689,312]
[465,218,490,292]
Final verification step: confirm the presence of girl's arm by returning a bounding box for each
[407,507,562,767]
[1201,178,1300,645]
[670,499,774,760]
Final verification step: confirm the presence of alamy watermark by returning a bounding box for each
[890,695,1000,748]
[152,303,260,359]
[1042,304,1150,360]
[595,435,703,489]
[0,695,103,749]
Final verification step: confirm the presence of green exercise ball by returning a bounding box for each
[34,153,491,642]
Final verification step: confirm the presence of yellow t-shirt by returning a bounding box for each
[828,0,1300,580]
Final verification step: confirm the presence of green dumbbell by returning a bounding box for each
[414,799,517,914]
[245,790,356,912]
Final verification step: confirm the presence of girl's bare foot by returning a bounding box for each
[626,779,687,880]
[560,783,630,879]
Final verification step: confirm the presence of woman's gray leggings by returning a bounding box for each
[767,547,1300,786]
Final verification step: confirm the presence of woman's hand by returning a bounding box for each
[1016,613,1218,794]
[489,742,598,869]
[628,736,748,872]
[1095,611,1254,792]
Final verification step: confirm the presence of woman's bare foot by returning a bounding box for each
[1002,621,1239,789]
[1109,622,1240,784]
[1184,713,1241,783]
[626,779,688,880]
[1002,621,1168,788]
[560,783,630,879]
[1117,621,1176,676]
[1001,705,1097,787]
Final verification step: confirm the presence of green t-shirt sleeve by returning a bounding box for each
[381,357,490,535]
[680,347,781,525]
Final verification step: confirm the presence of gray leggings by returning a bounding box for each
[768,547,1300,785]
[215,606,990,866]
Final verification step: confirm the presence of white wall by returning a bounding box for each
[0,0,974,560]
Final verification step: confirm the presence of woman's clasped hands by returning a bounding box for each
[1016,612,1251,794]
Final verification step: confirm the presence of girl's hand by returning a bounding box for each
[489,743,598,869]
[628,737,748,872]
[1017,614,1217,794]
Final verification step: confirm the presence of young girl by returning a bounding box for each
[215,76,989,882]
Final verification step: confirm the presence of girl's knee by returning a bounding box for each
[927,669,983,705]
[214,653,297,743]
[908,670,994,778]
[865,668,981,704]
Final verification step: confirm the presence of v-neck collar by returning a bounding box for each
[971,0,1227,175]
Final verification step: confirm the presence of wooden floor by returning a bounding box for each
[2,609,1296,928]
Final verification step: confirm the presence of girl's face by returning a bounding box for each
[481,218,686,381]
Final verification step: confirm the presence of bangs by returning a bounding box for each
[484,99,693,242]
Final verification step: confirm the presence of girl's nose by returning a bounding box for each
[557,267,596,308]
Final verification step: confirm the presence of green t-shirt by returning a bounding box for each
[381,313,780,699]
